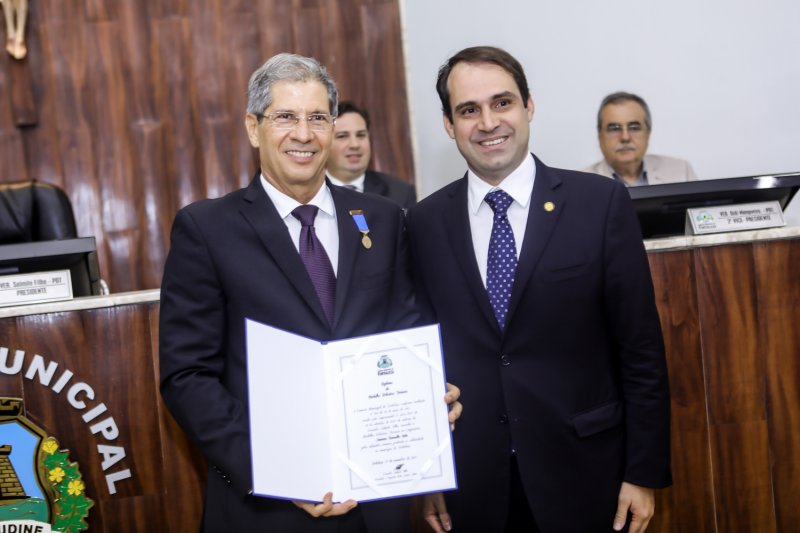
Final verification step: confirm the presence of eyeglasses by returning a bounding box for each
[257,112,335,131]
[602,122,648,137]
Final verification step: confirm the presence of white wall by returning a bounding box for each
[400,0,800,200]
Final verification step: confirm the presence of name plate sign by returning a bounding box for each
[0,269,73,307]
[686,201,785,235]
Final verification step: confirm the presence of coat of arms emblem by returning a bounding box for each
[0,398,93,532]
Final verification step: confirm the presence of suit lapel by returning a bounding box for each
[363,171,388,197]
[443,177,501,335]
[239,178,331,328]
[506,157,564,324]
[330,186,361,330]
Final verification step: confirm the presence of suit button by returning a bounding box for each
[500,354,510,366]
[498,414,508,424]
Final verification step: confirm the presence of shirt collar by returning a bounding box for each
[260,173,336,219]
[326,173,366,192]
[609,160,648,187]
[467,153,536,215]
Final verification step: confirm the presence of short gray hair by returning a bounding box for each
[596,91,651,131]
[246,53,339,116]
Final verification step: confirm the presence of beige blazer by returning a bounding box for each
[583,154,697,185]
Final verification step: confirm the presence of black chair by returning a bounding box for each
[0,180,78,244]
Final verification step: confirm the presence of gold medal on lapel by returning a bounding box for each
[349,209,373,250]
[544,201,555,212]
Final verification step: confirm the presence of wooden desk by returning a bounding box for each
[1,227,798,531]
[645,227,800,532]
[0,290,205,532]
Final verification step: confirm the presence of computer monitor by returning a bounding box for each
[0,237,102,297]
[627,172,800,239]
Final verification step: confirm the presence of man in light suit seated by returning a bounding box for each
[326,101,417,209]
[583,92,696,186]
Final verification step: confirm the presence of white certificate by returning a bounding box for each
[245,320,457,503]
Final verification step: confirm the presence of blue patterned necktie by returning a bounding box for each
[485,190,518,330]
[292,205,336,325]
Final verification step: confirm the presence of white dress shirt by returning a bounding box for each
[467,154,536,286]
[327,173,365,192]
[261,175,339,275]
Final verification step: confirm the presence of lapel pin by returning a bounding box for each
[349,210,372,249]
[544,201,555,212]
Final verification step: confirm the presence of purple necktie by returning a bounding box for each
[292,205,336,325]
[485,190,518,330]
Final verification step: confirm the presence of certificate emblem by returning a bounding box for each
[377,355,394,375]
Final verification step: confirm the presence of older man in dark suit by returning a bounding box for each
[159,53,458,533]
[326,101,416,209]
[407,46,671,533]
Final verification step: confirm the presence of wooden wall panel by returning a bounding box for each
[24,9,66,168]
[695,245,763,424]
[150,0,188,20]
[0,131,28,181]
[0,321,24,399]
[147,305,208,531]
[643,238,799,532]
[361,1,411,180]
[85,0,116,22]
[151,16,202,210]
[220,1,264,190]
[647,250,715,533]
[754,239,800,531]
[0,0,414,293]
[255,0,295,54]
[87,22,142,291]
[694,245,775,532]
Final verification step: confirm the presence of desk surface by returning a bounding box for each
[644,225,800,252]
[0,287,160,318]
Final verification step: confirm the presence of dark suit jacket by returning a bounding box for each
[160,176,418,532]
[406,156,671,533]
[363,170,416,209]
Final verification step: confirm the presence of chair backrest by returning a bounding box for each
[0,180,78,244]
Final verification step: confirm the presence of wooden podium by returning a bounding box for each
[645,228,800,532]
[0,290,205,532]
[1,228,798,531]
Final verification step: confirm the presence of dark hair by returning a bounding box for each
[337,101,371,130]
[597,92,652,130]
[436,46,530,123]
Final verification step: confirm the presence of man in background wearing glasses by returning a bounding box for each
[159,53,460,532]
[583,92,696,186]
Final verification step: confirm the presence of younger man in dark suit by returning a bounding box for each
[327,101,417,209]
[160,53,458,533]
[407,46,671,533]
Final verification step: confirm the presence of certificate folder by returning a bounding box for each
[245,320,457,503]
